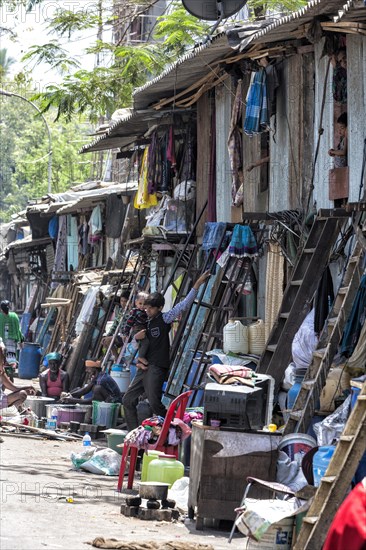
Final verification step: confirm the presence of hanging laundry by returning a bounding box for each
[167,125,176,167]
[105,194,125,238]
[201,222,227,251]
[88,205,102,245]
[78,216,89,256]
[51,215,67,289]
[180,124,195,182]
[89,205,102,235]
[229,225,258,257]
[265,63,279,117]
[48,216,59,240]
[228,79,243,203]
[134,147,158,210]
[160,130,171,192]
[314,266,334,335]
[244,69,270,136]
[147,131,158,194]
[340,274,366,358]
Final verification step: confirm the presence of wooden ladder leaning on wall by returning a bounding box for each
[294,379,366,550]
[283,236,364,435]
[257,211,350,393]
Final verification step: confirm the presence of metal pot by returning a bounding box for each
[25,396,55,418]
[138,481,169,500]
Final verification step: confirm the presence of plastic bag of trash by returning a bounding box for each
[70,447,96,469]
[79,447,121,476]
[168,476,189,513]
[313,395,351,446]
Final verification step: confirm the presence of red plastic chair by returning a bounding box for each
[117,390,192,491]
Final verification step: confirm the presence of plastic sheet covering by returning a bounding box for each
[292,309,318,369]
[276,450,308,493]
[313,395,351,446]
[168,476,190,513]
[75,286,100,336]
[206,349,254,367]
[282,362,297,391]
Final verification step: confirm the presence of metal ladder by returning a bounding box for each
[294,380,366,550]
[256,213,349,392]
[284,239,364,435]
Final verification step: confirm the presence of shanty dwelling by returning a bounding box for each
[77,1,366,546]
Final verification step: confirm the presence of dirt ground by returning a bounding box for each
[0,434,244,550]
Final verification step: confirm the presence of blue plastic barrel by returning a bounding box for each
[313,446,336,486]
[18,343,42,379]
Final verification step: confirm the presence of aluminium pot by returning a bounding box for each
[138,481,169,500]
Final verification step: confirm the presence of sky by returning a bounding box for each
[0,1,103,89]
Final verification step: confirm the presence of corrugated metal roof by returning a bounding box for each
[239,0,353,47]
[7,235,51,251]
[80,0,362,155]
[27,183,137,215]
[133,33,233,110]
[79,109,159,154]
[334,0,366,22]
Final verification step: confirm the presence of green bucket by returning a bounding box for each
[92,401,119,428]
[103,429,128,455]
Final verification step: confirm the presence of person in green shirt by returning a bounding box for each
[0,300,24,366]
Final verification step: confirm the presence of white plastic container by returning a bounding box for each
[248,319,266,355]
[223,319,248,354]
[111,370,130,393]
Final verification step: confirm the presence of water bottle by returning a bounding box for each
[47,407,58,430]
[82,432,92,447]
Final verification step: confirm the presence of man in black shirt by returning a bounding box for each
[122,271,210,431]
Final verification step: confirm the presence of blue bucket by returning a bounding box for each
[18,343,42,379]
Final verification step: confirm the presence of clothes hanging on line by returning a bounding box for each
[244,69,270,136]
[228,224,258,257]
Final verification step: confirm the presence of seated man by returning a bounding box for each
[0,341,35,410]
[39,352,69,400]
[61,360,122,404]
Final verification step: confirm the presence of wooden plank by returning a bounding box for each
[196,94,211,238]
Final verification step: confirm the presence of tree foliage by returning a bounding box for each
[0,86,91,222]
[18,1,209,121]
[154,4,210,58]
[247,0,306,16]
[6,0,307,122]
[0,48,16,79]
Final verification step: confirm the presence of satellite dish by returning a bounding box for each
[182,0,248,21]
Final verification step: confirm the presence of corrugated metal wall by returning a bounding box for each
[313,39,335,209]
[313,36,366,206]
[269,53,314,212]
[215,82,232,222]
[348,35,366,202]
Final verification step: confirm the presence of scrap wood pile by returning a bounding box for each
[0,419,83,441]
